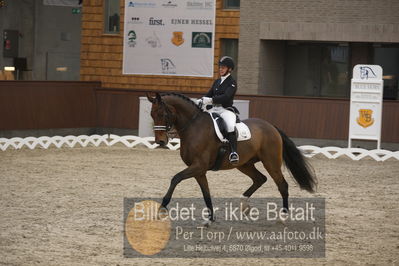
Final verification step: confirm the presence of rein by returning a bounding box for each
[178,110,201,133]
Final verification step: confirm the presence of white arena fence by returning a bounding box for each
[0,135,398,162]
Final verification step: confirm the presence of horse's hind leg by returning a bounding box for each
[237,163,268,198]
[237,163,267,213]
[262,160,289,211]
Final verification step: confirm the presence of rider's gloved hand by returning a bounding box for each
[201,97,213,105]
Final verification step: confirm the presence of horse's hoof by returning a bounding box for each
[276,208,288,225]
[202,219,214,227]
[276,218,287,225]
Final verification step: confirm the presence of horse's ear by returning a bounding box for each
[155,92,162,103]
[146,92,155,103]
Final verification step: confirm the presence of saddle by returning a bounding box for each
[207,111,251,171]
[208,112,251,143]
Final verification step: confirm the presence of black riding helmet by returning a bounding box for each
[219,56,235,70]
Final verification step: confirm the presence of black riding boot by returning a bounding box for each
[227,132,239,164]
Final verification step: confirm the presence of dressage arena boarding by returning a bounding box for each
[0,135,398,265]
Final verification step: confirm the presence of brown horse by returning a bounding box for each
[147,92,316,222]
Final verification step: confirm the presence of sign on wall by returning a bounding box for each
[348,65,383,149]
[43,0,81,7]
[123,0,215,77]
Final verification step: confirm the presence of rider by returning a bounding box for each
[198,56,239,164]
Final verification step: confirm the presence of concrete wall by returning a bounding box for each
[0,0,81,80]
[238,0,399,95]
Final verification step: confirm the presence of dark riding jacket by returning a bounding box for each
[205,75,237,108]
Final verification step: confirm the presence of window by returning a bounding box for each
[261,41,399,99]
[373,44,399,100]
[284,42,350,98]
[104,0,120,34]
[220,39,239,80]
[223,0,240,9]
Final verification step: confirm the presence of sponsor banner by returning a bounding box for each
[123,0,215,77]
[349,65,383,149]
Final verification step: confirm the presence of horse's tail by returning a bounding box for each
[276,128,317,193]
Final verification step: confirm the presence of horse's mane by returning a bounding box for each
[161,92,202,111]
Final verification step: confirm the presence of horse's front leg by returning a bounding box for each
[161,164,205,208]
[195,175,214,223]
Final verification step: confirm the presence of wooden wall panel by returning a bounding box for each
[96,88,141,129]
[80,0,240,92]
[240,95,399,143]
[1,82,398,143]
[381,102,399,143]
[95,88,203,129]
[0,81,99,130]
[95,89,399,143]
[241,95,350,140]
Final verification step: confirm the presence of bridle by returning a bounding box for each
[153,102,201,137]
[153,102,174,133]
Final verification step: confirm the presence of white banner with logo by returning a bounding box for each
[348,65,383,149]
[123,0,215,77]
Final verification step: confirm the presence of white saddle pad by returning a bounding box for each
[207,112,251,143]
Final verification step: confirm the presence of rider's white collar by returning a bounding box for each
[220,73,230,84]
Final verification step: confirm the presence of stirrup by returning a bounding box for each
[229,152,239,164]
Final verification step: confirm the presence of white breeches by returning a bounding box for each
[210,106,236,132]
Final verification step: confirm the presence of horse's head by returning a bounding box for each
[146,92,176,147]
